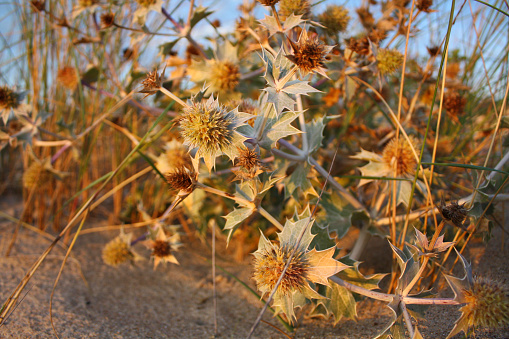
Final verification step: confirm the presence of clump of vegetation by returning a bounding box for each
[1,0,509,338]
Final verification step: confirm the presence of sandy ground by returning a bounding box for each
[0,196,508,338]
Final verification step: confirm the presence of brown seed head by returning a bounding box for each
[23,161,52,189]
[136,0,157,7]
[461,276,509,329]
[368,28,388,45]
[0,86,21,110]
[437,197,469,230]
[444,90,466,115]
[289,33,330,76]
[30,0,45,11]
[417,0,434,12]
[165,167,195,192]
[257,0,279,6]
[318,5,350,35]
[253,245,309,296]
[346,36,370,55]
[427,45,441,56]
[100,12,115,28]
[152,239,171,258]
[57,67,79,90]
[210,61,240,92]
[237,148,261,172]
[382,136,419,177]
[356,7,375,29]
[139,68,165,98]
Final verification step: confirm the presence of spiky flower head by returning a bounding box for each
[139,66,165,99]
[233,147,266,180]
[382,136,419,177]
[444,90,466,115]
[351,135,421,206]
[286,30,333,78]
[209,61,240,92]
[318,5,350,36]
[0,86,28,125]
[178,95,249,171]
[102,231,138,267]
[165,166,196,193]
[257,0,279,6]
[436,196,469,232]
[279,0,311,19]
[100,12,115,28]
[445,252,509,338]
[253,217,348,322]
[377,49,404,75]
[346,36,371,56]
[142,227,181,269]
[57,67,79,90]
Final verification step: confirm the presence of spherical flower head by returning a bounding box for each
[318,5,350,35]
[102,233,136,267]
[23,160,52,190]
[436,196,469,231]
[178,96,249,171]
[233,147,266,181]
[156,139,192,174]
[287,30,333,78]
[377,49,404,75]
[257,0,279,6]
[461,277,509,330]
[253,218,348,322]
[57,67,79,90]
[279,0,311,19]
[139,66,165,99]
[382,136,419,177]
[210,60,240,92]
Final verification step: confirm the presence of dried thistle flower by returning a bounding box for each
[100,12,115,28]
[382,136,419,177]
[142,227,181,269]
[257,0,279,6]
[318,5,350,36]
[445,253,509,338]
[165,167,196,193]
[356,7,375,29]
[427,45,441,56]
[279,0,311,19]
[139,67,165,99]
[178,95,249,171]
[0,86,28,124]
[377,49,404,75]
[102,231,137,267]
[253,218,348,322]
[346,36,371,56]
[57,67,79,90]
[444,90,466,115]
[286,30,333,77]
[30,0,45,12]
[368,28,388,45]
[436,196,469,232]
[416,0,434,12]
[233,147,266,180]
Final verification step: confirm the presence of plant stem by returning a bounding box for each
[158,86,188,108]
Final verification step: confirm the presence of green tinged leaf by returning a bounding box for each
[189,6,213,29]
[159,38,182,56]
[283,162,318,199]
[279,217,315,252]
[337,256,387,291]
[256,104,302,150]
[306,117,325,154]
[223,207,255,245]
[388,242,420,294]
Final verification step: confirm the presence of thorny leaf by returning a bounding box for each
[388,242,420,295]
[189,6,214,29]
[255,103,302,150]
[305,117,326,154]
[223,207,255,245]
[259,13,304,37]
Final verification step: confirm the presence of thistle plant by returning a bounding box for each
[1,1,509,338]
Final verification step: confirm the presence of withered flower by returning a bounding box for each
[100,12,115,29]
[165,167,196,193]
[436,196,469,232]
[444,90,466,116]
[139,66,165,99]
[286,30,333,77]
[57,67,79,90]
